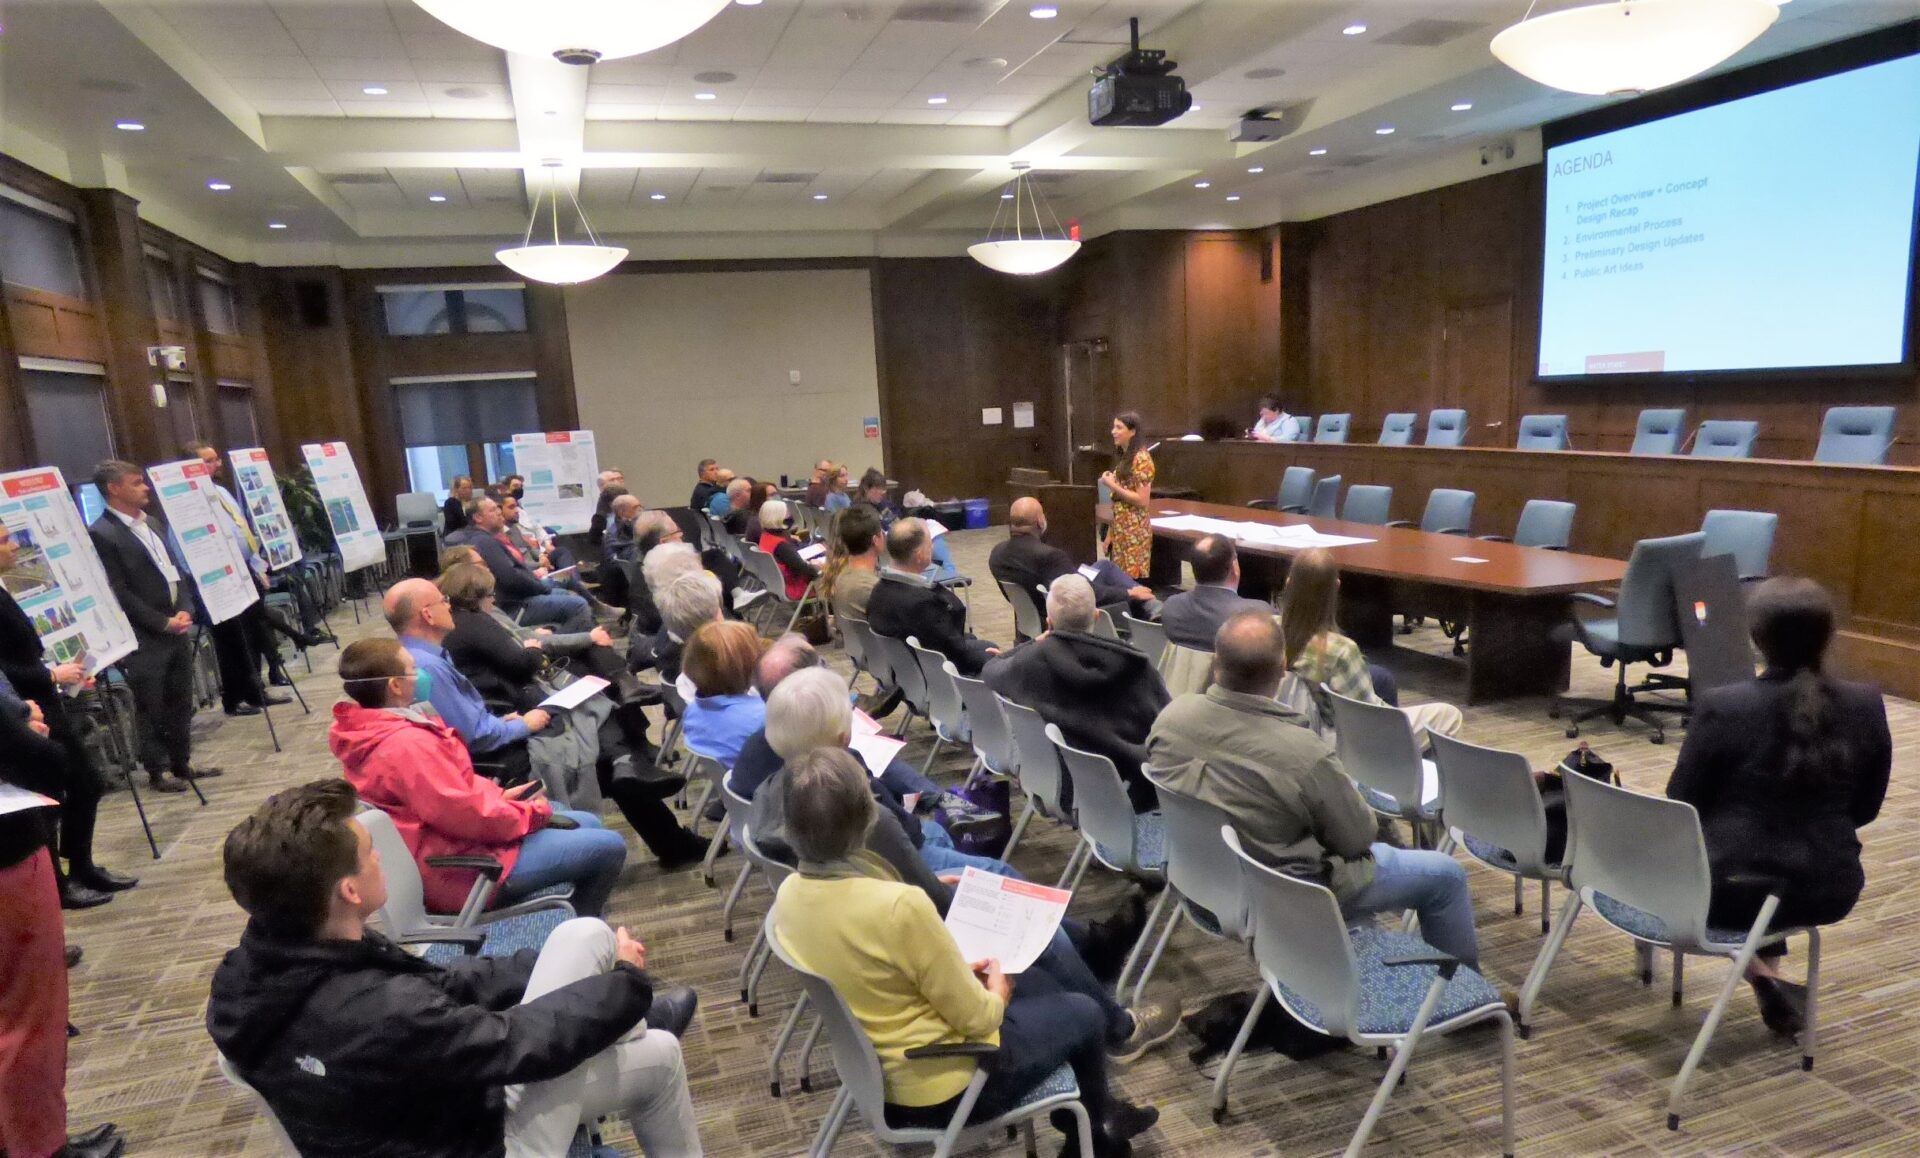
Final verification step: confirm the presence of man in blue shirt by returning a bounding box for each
[384,578,550,772]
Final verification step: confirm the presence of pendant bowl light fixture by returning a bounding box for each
[1491,0,1779,97]
[969,164,1081,276]
[496,162,628,285]
[410,0,731,64]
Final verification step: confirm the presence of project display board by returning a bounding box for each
[230,448,303,572]
[512,430,600,535]
[301,441,384,573]
[147,459,261,627]
[0,467,138,674]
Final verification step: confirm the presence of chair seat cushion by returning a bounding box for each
[1275,927,1502,1037]
[1011,1063,1079,1109]
[1589,891,1752,950]
[1461,833,1520,871]
[1093,811,1167,873]
[1358,761,1439,820]
[423,907,571,966]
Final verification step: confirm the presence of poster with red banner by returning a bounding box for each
[300,441,384,573]
[511,430,599,534]
[0,466,137,673]
[147,458,260,627]
[230,447,303,571]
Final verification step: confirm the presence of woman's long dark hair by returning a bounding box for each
[1112,411,1144,483]
[1749,577,1850,788]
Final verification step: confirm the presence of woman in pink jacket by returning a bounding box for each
[328,638,627,917]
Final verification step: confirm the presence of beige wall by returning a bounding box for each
[565,268,884,510]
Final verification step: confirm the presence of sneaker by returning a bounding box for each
[1108,997,1182,1063]
[936,792,1003,834]
[1751,976,1807,1038]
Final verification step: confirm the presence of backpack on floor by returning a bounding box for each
[1183,990,1348,1067]
[939,778,1013,858]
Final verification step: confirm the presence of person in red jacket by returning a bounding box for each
[328,638,628,918]
[755,499,819,601]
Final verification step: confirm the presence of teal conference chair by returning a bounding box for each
[1341,484,1393,526]
[1378,412,1417,445]
[1814,406,1895,465]
[1308,475,1342,519]
[1482,499,1575,551]
[1691,420,1759,459]
[1249,465,1316,514]
[1630,409,1687,455]
[1425,409,1468,447]
[1390,488,1474,536]
[1515,414,1569,451]
[1553,531,1705,744]
[1314,413,1351,443]
[1699,509,1776,582]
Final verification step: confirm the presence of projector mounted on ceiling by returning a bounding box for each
[1088,17,1192,128]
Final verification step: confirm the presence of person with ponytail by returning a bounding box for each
[1666,577,1891,1037]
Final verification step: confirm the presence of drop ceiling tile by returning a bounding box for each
[426,101,515,118]
[583,60,680,85]
[752,67,845,88]
[401,32,502,61]
[830,68,925,93]
[585,107,662,121]
[308,57,420,81]
[585,85,670,106]
[208,54,323,81]
[410,58,508,83]
[288,27,410,57]
[963,91,1042,112]
[734,106,813,122]
[170,26,306,55]
[983,71,1065,95]
[740,88,827,106]
[341,100,438,117]
[270,2,399,32]
[323,78,429,102]
[675,106,739,121]
[227,76,337,101]
[251,98,346,116]
[815,89,901,108]
[945,109,1015,125]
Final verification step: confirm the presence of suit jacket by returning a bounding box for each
[1158,584,1273,650]
[89,511,191,641]
[865,570,995,677]
[444,527,549,604]
[0,588,58,704]
[1666,672,1891,918]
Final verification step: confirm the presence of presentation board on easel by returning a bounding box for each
[512,430,600,534]
[230,447,303,571]
[300,441,384,573]
[147,458,260,627]
[0,466,138,674]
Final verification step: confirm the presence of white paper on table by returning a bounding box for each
[0,782,58,817]
[539,675,610,711]
[1451,556,1490,565]
[849,731,907,775]
[942,867,1072,974]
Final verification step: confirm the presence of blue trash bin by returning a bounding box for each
[964,498,990,529]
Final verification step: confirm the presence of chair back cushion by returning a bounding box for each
[1307,476,1342,519]
[1421,489,1475,535]
[1699,509,1776,581]
[1515,414,1569,451]
[1691,420,1759,459]
[1424,410,1467,447]
[1512,500,1575,550]
[1563,772,1714,946]
[1615,531,1705,648]
[1277,466,1317,510]
[1314,414,1351,444]
[1814,405,1895,465]
[1342,485,1393,526]
[1630,409,1686,456]
[1378,413,1417,446]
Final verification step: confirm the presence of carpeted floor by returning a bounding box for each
[59,527,1920,1156]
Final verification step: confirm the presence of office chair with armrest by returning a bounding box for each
[1249,465,1316,513]
[1691,420,1759,459]
[1631,410,1687,456]
[1481,499,1575,551]
[1551,531,1705,744]
[1515,414,1569,451]
[1389,488,1474,535]
[1308,475,1342,519]
[1378,412,1417,446]
[1425,409,1468,447]
[1341,485,1394,526]
[1315,413,1351,444]
[1814,405,1895,465]
[1699,509,1776,583]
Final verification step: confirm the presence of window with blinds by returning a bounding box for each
[379,284,528,336]
[19,363,115,483]
[394,374,539,498]
[0,192,86,298]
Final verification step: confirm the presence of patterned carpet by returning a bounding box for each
[60,528,1920,1156]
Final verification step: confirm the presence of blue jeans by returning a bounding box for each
[516,589,594,633]
[496,810,628,918]
[1367,662,1400,707]
[880,758,943,807]
[1342,842,1478,968]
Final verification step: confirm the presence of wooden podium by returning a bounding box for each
[1007,468,1100,566]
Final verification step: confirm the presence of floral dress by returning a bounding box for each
[1106,449,1156,578]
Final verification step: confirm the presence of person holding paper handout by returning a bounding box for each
[770,748,1161,1158]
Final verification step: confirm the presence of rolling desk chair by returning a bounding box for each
[1314,413,1351,444]
[1308,475,1342,519]
[1552,531,1705,744]
[1691,420,1759,459]
[1341,485,1393,526]
[1248,466,1316,514]
[1483,500,1575,551]
[1630,409,1687,456]
[1389,488,1474,535]
[1515,414,1569,451]
[1378,413,1417,446]
[1814,406,1895,465]
[1425,409,1468,447]
[1699,509,1776,583]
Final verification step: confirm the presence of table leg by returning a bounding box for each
[1467,591,1573,704]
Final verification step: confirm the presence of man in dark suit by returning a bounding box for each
[865,518,1001,677]
[87,460,220,794]
[1157,534,1273,649]
[445,496,593,632]
[988,497,1154,639]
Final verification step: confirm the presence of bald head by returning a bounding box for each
[754,633,822,698]
[611,494,642,520]
[1009,497,1047,538]
[1213,610,1286,697]
[384,577,451,642]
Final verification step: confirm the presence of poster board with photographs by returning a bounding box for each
[300,441,383,573]
[147,458,260,627]
[512,430,599,535]
[0,467,138,673]
[230,448,303,571]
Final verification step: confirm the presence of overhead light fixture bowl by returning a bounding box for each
[410,0,732,64]
[968,239,1081,276]
[496,243,629,284]
[1490,0,1778,97]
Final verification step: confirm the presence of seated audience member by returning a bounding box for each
[330,639,629,917]
[502,493,602,613]
[824,465,852,512]
[854,468,899,530]
[988,498,1153,635]
[706,472,742,519]
[866,519,1000,677]
[1158,534,1273,650]
[679,620,768,768]
[690,459,724,512]
[633,565,720,681]
[771,748,1163,1155]
[614,510,683,631]
[602,494,642,562]
[1666,578,1891,1035]
[1149,612,1478,966]
[387,578,553,776]
[823,505,885,622]
[984,575,1168,813]
[1248,393,1305,443]
[441,475,473,533]
[1281,549,1455,736]
[446,496,593,633]
[755,499,819,599]
[586,468,627,548]
[803,460,835,508]
[499,473,525,501]
[206,779,700,1158]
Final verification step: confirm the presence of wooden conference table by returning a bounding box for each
[1126,498,1627,704]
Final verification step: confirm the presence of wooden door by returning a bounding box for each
[1440,297,1513,447]
[1060,338,1111,484]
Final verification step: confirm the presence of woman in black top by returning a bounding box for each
[1666,577,1891,1036]
[440,475,473,534]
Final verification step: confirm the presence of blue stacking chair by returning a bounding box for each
[1378,412,1417,445]
[1631,409,1687,455]
[1425,409,1468,447]
[1814,405,1895,464]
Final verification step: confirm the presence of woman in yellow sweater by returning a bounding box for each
[771,748,1158,1156]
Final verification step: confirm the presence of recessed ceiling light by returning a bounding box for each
[649,192,666,200]
[1247,165,1264,174]
[114,120,144,132]
[267,222,287,230]
[694,91,717,100]
[927,95,948,105]
[1375,125,1395,135]
[1029,4,1058,17]
[1451,101,1474,112]
[1310,147,1328,156]
[813,193,829,200]
[428,193,447,202]
[207,180,231,191]
[1225,194,1241,202]
[1194,180,1211,189]
[1343,22,1367,35]
[1001,191,1014,199]
[361,85,388,96]
[736,0,762,5]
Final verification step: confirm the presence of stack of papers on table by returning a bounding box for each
[1149,515,1373,551]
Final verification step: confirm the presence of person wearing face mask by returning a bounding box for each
[328,637,630,919]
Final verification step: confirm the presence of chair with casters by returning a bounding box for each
[995,694,1077,869]
[1307,474,1342,519]
[1129,770,1252,1006]
[1429,732,1564,934]
[1631,409,1688,456]
[1691,420,1759,459]
[1211,826,1517,1157]
[1673,553,1756,697]
[1315,413,1352,443]
[1341,484,1394,527]
[1515,414,1570,450]
[1515,772,1822,1129]
[1044,722,1168,999]
[1327,690,1440,847]
[359,808,573,964]
[1248,465,1316,513]
[868,631,929,739]
[998,578,1046,642]
[1121,613,1167,668]
[763,911,1097,1158]
[1552,531,1705,744]
[1700,509,1777,583]
[1481,499,1575,551]
[1378,412,1418,446]
[1814,405,1896,465]
[1424,409,1468,447]
[949,667,1013,791]
[906,636,970,773]
[1388,488,1474,535]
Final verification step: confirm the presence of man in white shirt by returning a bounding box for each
[1249,393,1305,443]
[87,460,220,793]
[187,443,291,717]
